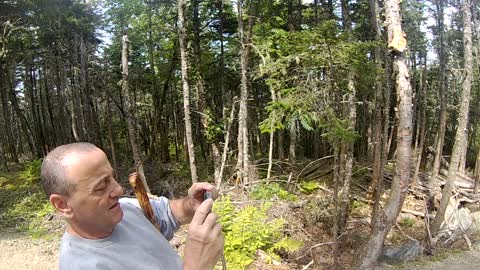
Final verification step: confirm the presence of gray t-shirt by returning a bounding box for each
[59,197,183,270]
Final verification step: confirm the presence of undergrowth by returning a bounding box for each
[213,196,302,269]
[250,182,298,201]
[0,159,56,238]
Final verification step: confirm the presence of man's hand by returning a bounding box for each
[170,182,218,225]
[183,199,224,270]
[187,182,218,212]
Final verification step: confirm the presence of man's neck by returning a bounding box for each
[66,223,114,240]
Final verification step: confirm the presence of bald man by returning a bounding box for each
[41,142,223,270]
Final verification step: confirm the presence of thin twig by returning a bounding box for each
[395,223,417,241]
[302,260,314,270]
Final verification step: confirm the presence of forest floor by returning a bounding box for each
[1,159,480,269]
[1,231,480,270]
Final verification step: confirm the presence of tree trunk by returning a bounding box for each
[474,148,480,193]
[429,0,448,202]
[218,100,238,188]
[236,0,254,184]
[0,65,18,163]
[6,65,35,156]
[218,0,226,115]
[431,0,473,236]
[147,2,159,159]
[289,120,297,163]
[369,0,385,196]
[412,66,427,187]
[107,97,118,179]
[121,33,150,193]
[178,0,199,183]
[357,0,413,268]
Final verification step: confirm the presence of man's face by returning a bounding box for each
[63,148,124,235]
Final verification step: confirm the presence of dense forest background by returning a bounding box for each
[1,0,480,269]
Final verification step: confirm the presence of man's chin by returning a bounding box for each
[112,207,124,225]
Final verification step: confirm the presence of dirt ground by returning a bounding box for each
[0,232,60,270]
[1,232,480,270]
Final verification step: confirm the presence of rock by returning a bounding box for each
[470,211,480,233]
[379,240,424,264]
[439,198,472,238]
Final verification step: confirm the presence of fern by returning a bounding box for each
[213,196,303,269]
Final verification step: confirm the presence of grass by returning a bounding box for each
[0,161,60,239]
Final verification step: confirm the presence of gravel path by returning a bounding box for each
[389,247,480,270]
[0,233,60,270]
[2,232,480,270]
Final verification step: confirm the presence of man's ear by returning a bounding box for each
[50,194,73,218]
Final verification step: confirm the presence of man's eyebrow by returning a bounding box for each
[92,175,109,189]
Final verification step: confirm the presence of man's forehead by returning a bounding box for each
[60,149,108,178]
[60,150,98,167]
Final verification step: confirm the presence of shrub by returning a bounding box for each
[250,183,298,201]
[213,196,302,269]
[20,159,42,185]
[2,192,55,237]
[299,181,320,194]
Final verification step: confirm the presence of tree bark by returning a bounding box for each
[289,120,297,163]
[121,33,150,193]
[178,0,199,183]
[429,0,448,201]
[357,0,413,268]
[107,95,119,179]
[412,66,427,187]
[474,148,480,193]
[431,0,473,236]
[0,65,18,162]
[236,0,254,184]
[6,64,35,156]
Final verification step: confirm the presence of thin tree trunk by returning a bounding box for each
[369,0,385,197]
[429,0,448,201]
[431,0,473,236]
[267,87,277,180]
[218,99,237,188]
[0,65,18,162]
[412,66,427,187]
[177,0,199,183]
[6,64,35,156]
[289,120,297,162]
[474,148,480,193]
[357,0,413,267]
[336,1,357,264]
[236,0,254,184]
[121,33,150,193]
[107,97,118,179]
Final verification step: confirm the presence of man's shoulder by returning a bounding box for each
[58,234,104,269]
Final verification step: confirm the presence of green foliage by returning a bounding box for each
[0,171,57,238]
[399,218,416,228]
[20,159,42,184]
[250,183,298,201]
[213,196,302,269]
[350,199,370,218]
[299,181,320,194]
[2,192,55,237]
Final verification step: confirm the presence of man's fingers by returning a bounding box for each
[210,223,222,238]
[203,212,218,229]
[188,182,214,196]
[191,198,213,225]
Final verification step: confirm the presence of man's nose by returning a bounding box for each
[111,180,124,197]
